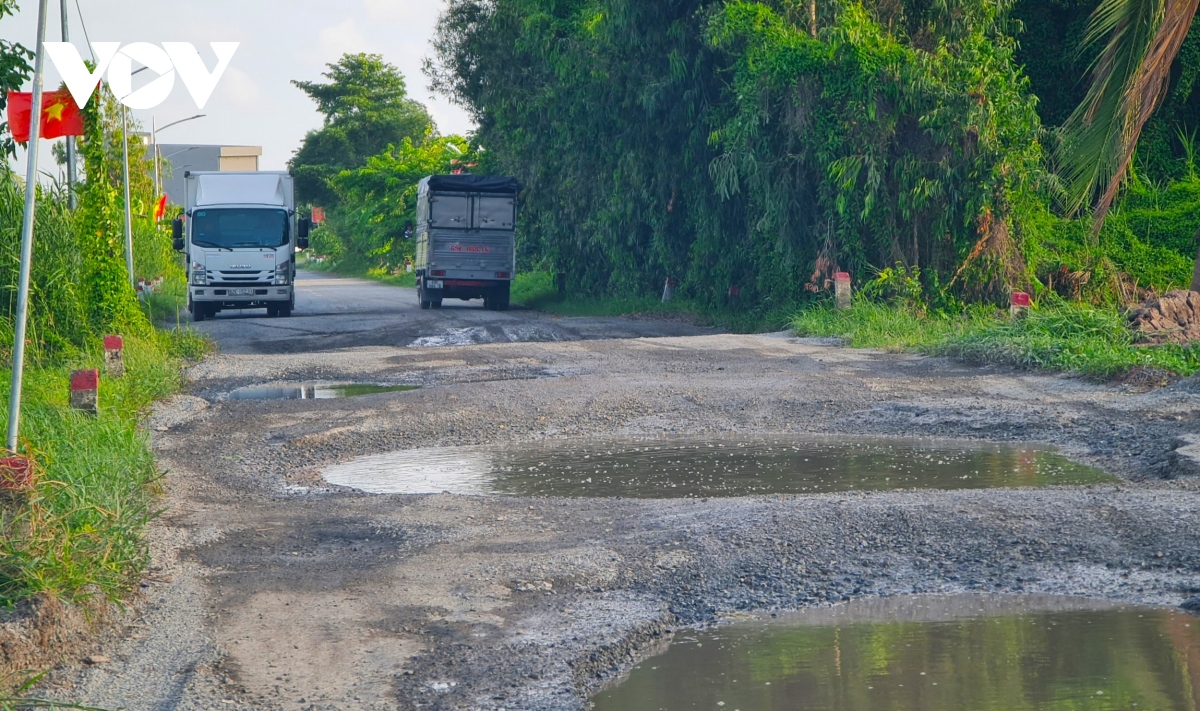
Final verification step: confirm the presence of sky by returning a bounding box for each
[3,0,475,177]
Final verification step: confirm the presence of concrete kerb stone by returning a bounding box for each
[835,272,851,310]
[69,368,99,415]
[104,335,124,378]
[1011,291,1031,318]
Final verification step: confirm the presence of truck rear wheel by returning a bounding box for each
[494,283,511,311]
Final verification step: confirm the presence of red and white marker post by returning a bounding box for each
[69,368,100,415]
[0,455,34,492]
[104,335,125,377]
[1011,291,1031,318]
[835,272,852,310]
[662,277,676,302]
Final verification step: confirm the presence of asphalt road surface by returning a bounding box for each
[39,270,1200,711]
[194,270,716,354]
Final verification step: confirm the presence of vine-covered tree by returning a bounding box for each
[430,0,1050,304]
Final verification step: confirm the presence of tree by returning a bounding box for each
[0,0,34,159]
[1055,0,1200,290]
[326,134,472,267]
[289,54,435,206]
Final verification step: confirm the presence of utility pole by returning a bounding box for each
[152,116,158,198]
[119,66,149,288]
[60,0,76,209]
[8,0,50,452]
[122,104,134,287]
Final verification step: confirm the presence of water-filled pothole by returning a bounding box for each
[229,383,419,401]
[321,435,1113,496]
[592,595,1200,711]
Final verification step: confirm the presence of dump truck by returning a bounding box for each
[173,171,310,322]
[414,175,518,310]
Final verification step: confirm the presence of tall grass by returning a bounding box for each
[511,271,797,332]
[0,330,207,608]
[793,301,1200,379]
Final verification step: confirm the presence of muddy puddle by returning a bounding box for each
[320,435,1113,497]
[592,594,1200,711]
[228,383,418,401]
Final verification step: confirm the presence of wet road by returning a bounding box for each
[193,270,715,354]
[42,270,1200,711]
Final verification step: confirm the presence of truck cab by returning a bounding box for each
[174,171,309,322]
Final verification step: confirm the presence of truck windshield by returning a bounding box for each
[192,208,288,249]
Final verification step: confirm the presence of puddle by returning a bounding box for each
[592,594,1200,711]
[228,383,419,400]
[320,435,1113,497]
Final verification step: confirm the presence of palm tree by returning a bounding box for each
[1057,0,1200,291]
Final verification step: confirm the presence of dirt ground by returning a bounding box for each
[35,273,1200,710]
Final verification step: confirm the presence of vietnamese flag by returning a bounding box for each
[153,195,168,221]
[6,89,85,143]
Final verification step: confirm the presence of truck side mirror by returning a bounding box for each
[172,218,184,252]
[297,217,311,250]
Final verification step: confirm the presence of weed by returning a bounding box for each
[792,301,1200,378]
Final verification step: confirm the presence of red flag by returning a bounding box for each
[6,89,85,143]
[153,195,168,221]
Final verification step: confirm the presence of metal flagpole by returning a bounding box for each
[8,0,51,452]
[122,104,134,287]
[60,0,76,210]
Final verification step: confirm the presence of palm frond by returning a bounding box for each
[1056,0,1200,230]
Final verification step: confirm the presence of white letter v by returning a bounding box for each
[44,42,120,109]
[163,42,239,109]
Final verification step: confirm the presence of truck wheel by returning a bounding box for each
[191,302,206,323]
[495,284,511,311]
[419,286,431,309]
[267,304,279,317]
[483,295,494,310]
[279,303,293,317]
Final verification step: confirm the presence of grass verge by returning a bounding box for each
[792,301,1200,379]
[301,257,417,288]
[511,271,798,332]
[0,328,209,609]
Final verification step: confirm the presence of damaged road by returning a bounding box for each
[46,271,1200,710]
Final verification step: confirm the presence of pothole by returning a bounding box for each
[592,594,1197,711]
[228,383,420,401]
[320,435,1114,496]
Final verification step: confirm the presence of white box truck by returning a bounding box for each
[173,171,310,322]
[414,175,518,310]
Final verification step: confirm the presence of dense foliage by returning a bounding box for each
[429,0,1199,307]
[0,0,33,159]
[289,54,436,209]
[290,53,473,269]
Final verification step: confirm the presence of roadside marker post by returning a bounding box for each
[0,456,34,492]
[104,335,125,377]
[1011,291,1031,317]
[662,277,676,302]
[69,369,100,415]
[835,272,852,310]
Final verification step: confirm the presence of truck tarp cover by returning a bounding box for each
[425,175,519,194]
[194,173,291,208]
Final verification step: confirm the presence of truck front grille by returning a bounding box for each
[208,269,273,286]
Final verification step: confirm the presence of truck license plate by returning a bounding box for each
[228,288,255,296]
[426,280,443,289]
